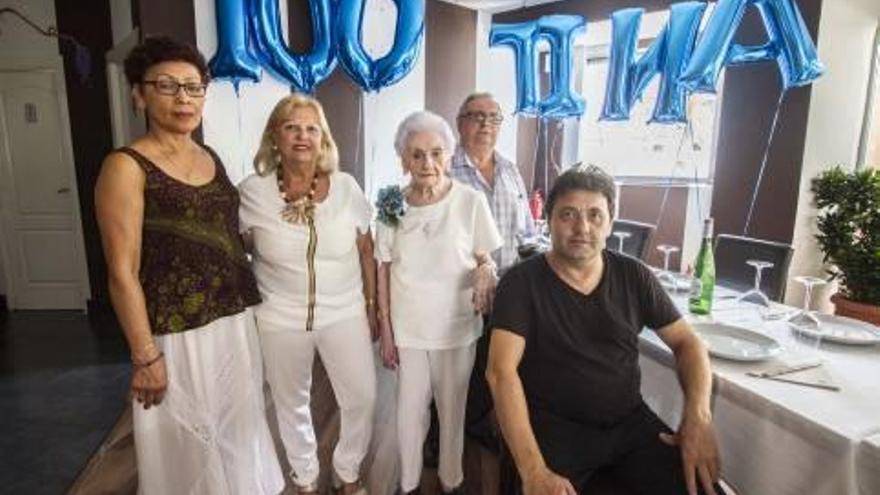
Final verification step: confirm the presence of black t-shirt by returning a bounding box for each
[491,250,681,425]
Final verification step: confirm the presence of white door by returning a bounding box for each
[0,69,89,309]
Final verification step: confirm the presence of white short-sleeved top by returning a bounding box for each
[375,181,503,350]
[239,171,372,330]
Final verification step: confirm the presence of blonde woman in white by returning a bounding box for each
[239,93,376,495]
[375,111,502,494]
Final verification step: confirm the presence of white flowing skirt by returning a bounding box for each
[133,310,284,495]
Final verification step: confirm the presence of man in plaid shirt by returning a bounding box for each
[449,92,535,453]
[450,93,535,273]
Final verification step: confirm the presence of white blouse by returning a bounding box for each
[375,181,503,350]
[239,171,372,331]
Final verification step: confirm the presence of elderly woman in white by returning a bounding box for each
[375,111,502,494]
[239,93,376,495]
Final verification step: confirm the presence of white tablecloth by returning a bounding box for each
[639,291,880,495]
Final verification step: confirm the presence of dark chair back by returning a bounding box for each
[714,234,794,302]
[610,219,656,260]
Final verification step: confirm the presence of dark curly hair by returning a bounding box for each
[545,163,617,219]
[123,35,210,86]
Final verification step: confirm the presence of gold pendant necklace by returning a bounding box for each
[278,168,319,224]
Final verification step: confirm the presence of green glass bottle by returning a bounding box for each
[688,217,715,315]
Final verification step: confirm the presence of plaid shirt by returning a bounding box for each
[450,146,535,272]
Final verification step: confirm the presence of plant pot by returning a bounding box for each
[830,293,880,326]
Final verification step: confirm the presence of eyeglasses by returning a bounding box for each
[142,78,208,97]
[460,111,504,126]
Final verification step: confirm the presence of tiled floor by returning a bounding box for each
[0,310,129,494]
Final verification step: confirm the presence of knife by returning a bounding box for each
[751,361,823,378]
[747,373,841,392]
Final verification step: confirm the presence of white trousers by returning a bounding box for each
[134,310,284,495]
[397,343,477,492]
[258,315,377,487]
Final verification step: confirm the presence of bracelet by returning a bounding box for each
[133,340,157,358]
[365,297,375,307]
[133,351,165,369]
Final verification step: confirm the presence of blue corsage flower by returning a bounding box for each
[376,185,407,227]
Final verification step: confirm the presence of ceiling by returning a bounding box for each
[436,0,565,14]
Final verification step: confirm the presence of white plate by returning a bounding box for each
[693,322,782,361]
[789,314,880,345]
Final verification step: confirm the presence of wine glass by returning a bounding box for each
[656,244,680,287]
[788,276,827,351]
[737,260,774,307]
[612,231,631,254]
[534,218,548,240]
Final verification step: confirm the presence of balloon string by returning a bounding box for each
[654,125,688,228]
[531,117,541,193]
[550,119,563,174]
[743,90,786,237]
[543,118,549,195]
[686,121,705,225]
[236,89,246,179]
[355,91,365,191]
[368,93,379,195]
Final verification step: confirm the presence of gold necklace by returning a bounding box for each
[277,168,319,224]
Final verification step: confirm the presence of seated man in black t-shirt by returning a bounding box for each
[487,166,724,495]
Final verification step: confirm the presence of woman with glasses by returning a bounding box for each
[375,111,502,494]
[238,93,377,495]
[94,36,283,494]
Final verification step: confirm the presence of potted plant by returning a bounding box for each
[811,166,880,325]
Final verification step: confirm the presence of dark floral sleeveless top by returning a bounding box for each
[118,146,261,335]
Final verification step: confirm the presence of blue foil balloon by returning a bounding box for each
[751,0,824,88]
[601,8,643,122]
[489,21,540,115]
[536,15,587,119]
[248,0,336,94]
[209,0,261,90]
[336,0,425,92]
[600,3,706,124]
[652,2,706,123]
[679,0,823,92]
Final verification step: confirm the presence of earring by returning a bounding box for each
[272,144,281,166]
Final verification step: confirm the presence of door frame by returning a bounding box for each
[0,53,91,310]
[106,28,143,148]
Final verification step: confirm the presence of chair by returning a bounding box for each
[610,219,656,260]
[714,234,794,302]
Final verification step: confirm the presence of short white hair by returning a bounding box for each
[394,111,456,157]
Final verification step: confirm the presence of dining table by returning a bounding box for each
[638,285,880,495]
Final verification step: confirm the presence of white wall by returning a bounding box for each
[108,0,134,45]
[787,0,880,309]
[362,0,426,198]
[0,0,58,63]
[0,0,62,298]
[476,10,517,160]
[194,0,291,185]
